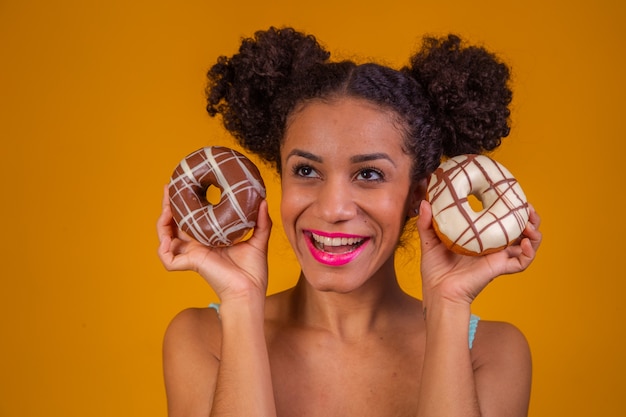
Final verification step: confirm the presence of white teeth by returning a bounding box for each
[311,232,363,246]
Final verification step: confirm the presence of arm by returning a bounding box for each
[163,308,221,417]
[417,298,481,416]
[162,302,277,417]
[473,322,532,417]
[157,186,277,417]
[415,200,541,417]
[210,296,276,416]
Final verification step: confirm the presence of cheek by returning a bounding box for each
[360,190,411,233]
[368,188,410,214]
[380,200,408,227]
[279,183,307,226]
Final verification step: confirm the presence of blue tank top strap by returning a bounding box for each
[208,303,479,348]
[209,302,221,317]
[469,314,480,349]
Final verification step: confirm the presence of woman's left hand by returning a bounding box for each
[416,199,542,305]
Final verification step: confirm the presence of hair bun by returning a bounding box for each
[405,34,512,157]
[205,27,330,166]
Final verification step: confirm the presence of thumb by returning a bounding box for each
[248,200,272,253]
[416,200,440,251]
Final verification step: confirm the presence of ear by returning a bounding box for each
[407,178,428,218]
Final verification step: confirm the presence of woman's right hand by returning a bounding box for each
[156,185,272,302]
[416,199,542,307]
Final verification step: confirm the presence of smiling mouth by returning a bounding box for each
[308,231,367,254]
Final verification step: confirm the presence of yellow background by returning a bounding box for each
[1,0,624,416]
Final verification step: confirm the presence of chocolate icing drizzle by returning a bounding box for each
[427,154,529,255]
[168,146,266,246]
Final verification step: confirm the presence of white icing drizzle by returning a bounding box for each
[427,154,529,255]
[168,147,266,246]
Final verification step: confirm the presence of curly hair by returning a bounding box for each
[206,27,512,181]
[404,35,512,158]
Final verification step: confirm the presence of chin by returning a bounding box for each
[299,265,371,294]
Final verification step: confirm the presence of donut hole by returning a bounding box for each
[205,185,222,205]
[467,194,484,212]
[240,228,254,242]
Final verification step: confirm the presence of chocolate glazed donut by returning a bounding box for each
[426,154,529,256]
[168,146,266,246]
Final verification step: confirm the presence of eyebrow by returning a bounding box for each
[286,149,396,166]
[286,149,322,163]
[350,153,396,167]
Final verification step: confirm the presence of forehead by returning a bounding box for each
[283,98,407,154]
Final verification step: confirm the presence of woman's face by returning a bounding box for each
[280,97,422,293]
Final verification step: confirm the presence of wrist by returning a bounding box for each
[421,279,476,311]
[211,273,267,306]
[422,295,472,327]
[219,291,266,320]
[421,298,473,352]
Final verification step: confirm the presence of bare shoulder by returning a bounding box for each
[163,307,222,416]
[472,320,531,365]
[472,320,532,416]
[164,307,222,360]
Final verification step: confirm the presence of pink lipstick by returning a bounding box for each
[304,230,369,266]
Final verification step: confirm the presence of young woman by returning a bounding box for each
[157,27,542,417]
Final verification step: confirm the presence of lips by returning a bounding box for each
[304,230,369,266]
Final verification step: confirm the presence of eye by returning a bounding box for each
[293,164,319,178]
[356,167,384,182]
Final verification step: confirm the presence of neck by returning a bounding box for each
[287,258,416,340]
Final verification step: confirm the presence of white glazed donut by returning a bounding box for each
[426,154,529,256]
[168,146,266,247]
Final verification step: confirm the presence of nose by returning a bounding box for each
[315,178,358,223]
